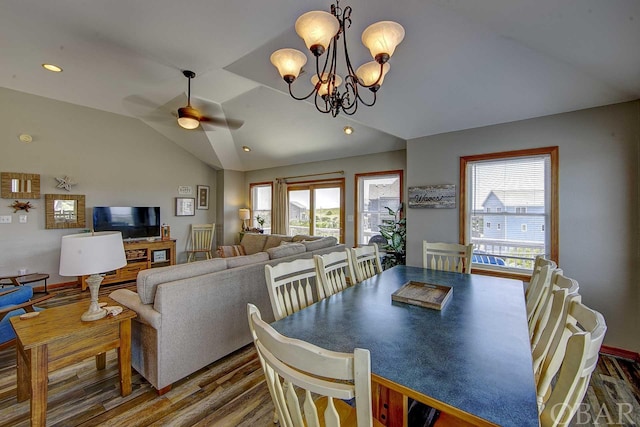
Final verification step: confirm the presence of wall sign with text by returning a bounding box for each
[408,185,456,208]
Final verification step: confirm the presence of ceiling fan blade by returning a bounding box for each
[200,115,244,130]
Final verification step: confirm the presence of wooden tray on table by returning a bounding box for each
[391,281,453,310]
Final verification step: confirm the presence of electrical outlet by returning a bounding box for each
[19,215,27,223]
[0,215,11,224]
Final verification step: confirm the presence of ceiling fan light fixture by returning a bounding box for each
[177,106,200,130]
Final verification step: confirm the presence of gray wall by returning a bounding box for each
[244,150,406,248]
[406,101,640,351]
[0,87,217,284]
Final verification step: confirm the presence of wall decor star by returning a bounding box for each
[55,176,77,191]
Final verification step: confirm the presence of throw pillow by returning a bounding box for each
[217,245,246,258]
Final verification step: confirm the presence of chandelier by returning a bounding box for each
[270,0,405,117]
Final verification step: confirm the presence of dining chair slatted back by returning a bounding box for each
[525,256,557,300]
[531,270,579,351]
[526,263,557,337]
[314,251,355,298]
[265,258,322,321]
[349,244,383,284]
[422,241,473,274]
[537,299,606,425]
[186,223,216,262]
[247,304,374,427]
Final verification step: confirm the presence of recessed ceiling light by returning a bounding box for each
[343,126,354,135]
[242,146,251,152]
[42,63,63,72]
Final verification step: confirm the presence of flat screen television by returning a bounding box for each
[93,206,161,240]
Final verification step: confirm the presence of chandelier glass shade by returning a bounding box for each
[270,0,404,117]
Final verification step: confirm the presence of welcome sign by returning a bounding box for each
[408,185,456,208]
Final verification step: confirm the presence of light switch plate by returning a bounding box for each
[19,215,27,223]
[0,215,11,224]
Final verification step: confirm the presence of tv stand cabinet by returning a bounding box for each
[81,239,176,290]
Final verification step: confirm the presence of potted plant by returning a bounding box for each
[378,204,406,269]
[255,215,265,233]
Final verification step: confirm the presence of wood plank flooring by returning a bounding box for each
[0,284,638,426]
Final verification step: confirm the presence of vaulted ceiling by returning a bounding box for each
[2,0,638,171]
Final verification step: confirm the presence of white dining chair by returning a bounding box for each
[349,244,383,283]
[531,270,579,351]
[536,299,607,424]
[422,241,473,274]
[314,250,355,298]
[247,303,379,427]
[526,262,557,337]
[264,258,323,321]
[525,256,557,300]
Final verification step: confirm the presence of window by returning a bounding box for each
[355,170,403,245]
[497,223,501,230]
[496,207,502,213]
[460,147,558,274]
[287,179,345,242]
[250,182,272,233]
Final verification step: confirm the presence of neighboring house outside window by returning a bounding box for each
[354,170,403,246]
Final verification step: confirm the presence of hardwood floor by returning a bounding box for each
[0,284,638,426]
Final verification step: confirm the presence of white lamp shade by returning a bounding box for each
[361,21,405,60]
[270,48,308,79]
[356,61,390,86]
[239,208,251,220]
[295,11,340,52]
[59,231,127,276]
[311,73,342,97]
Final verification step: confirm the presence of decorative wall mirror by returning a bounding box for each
[45,194,86,229]
[1,172,41,199]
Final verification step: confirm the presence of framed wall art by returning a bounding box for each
[175,197,195,216]
[197,185,210,210]
[408,185,456,209]
[45,194,86,229]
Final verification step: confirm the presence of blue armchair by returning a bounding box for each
[0,287,53,350]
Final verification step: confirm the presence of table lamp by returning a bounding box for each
[59,231,127,321]
[239,208,250,231]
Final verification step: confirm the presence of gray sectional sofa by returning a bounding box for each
[110,233,343,393]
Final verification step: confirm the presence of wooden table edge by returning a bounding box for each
[372,374,499,427]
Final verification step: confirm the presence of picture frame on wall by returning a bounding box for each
[175,197,195,216]
[408,185,456,208]
[197,185,210,210]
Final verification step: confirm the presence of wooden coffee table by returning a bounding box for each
[10,297,136,427]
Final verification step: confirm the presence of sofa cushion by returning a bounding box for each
[226,252,270,269]
[267,242,306,259]
[137,258,228,304]
[263,235,294,251]
[217,245,246,258]
[240,233,269,255]
[302,236,338,252]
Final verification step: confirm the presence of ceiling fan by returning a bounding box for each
[176,70,243,130]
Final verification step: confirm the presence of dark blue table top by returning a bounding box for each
[270,265,539,427]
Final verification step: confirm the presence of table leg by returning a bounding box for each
[372,380,408,427]
[16,343,29,402]
[118,318,132,396]
[30,345,48,427]
[96,352,106,370]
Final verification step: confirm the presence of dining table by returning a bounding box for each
[270,265,540,427]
